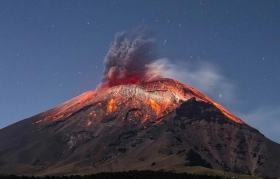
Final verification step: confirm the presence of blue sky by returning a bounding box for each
[0,0,279,143]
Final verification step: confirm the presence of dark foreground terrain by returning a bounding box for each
[0,170,226,179]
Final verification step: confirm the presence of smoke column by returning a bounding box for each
[98,28,159,89]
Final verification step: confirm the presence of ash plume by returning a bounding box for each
[98,28,159,89]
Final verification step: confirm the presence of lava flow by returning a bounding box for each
[35,91,97,124]
[35,78,244,126]
[182,84,244,124]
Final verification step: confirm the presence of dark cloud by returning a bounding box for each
[98,28,158,89]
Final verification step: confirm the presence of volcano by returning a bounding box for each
[0,78,279,177]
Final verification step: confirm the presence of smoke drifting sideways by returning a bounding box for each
[97,28,161,89]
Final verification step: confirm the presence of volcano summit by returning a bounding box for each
[0,29,279,178]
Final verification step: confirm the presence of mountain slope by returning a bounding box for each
[0,78,279,177]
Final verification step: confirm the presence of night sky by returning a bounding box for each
[1,1,279,143]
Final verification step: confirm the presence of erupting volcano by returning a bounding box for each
[35,78,243,126]
[0,29,279,178]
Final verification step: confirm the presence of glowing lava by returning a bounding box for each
[107,98,115,113]
[35,78,244,125]
[183,85,244,124]
[149,99,161,116]
[35,91,97,124]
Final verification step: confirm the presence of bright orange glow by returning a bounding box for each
[107,98,115,113]
[212,102,243,124]
[101,74,143,89]
[35,91,96,124]
[149,99,161,116]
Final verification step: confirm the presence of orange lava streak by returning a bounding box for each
[35,91,96,124]
[149,99,161,116]
[185,85,244,124]
[213,102,243,124]
[159,79,244,124]
[107,98,115,113]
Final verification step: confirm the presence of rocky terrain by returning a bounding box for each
[0,78,279,178]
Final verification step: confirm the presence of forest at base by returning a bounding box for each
[0,170,227,179]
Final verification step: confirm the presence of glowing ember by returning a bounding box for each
[107,98,115,113]
[87,120,92,126]
[149,99,161,116]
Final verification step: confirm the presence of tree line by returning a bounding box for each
[0,170,228,179]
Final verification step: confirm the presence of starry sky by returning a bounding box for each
[0,1,279,143]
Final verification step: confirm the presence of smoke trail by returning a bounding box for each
[147,59,236,105]
[98,28,158,89]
